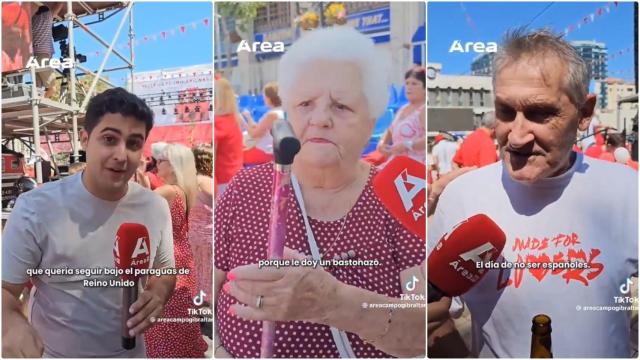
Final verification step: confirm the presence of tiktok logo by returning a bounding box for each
[193,289,206,306]
[620,278,633,295]
[405,275,419,292]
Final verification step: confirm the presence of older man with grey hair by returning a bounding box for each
[452,111,498,168]
[428,29,638,357]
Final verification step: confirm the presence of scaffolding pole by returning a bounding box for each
[76,64,119,88]
[67,0,80,162]
[80,2,133,111]
[29,66,43,184]
[43,126,59,175]
[128,4,135,92]
[73,18,134,67]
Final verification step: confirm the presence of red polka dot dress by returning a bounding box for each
[145,188,208,357]
[215,163,425,358]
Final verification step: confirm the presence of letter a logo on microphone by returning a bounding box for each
[459,243,496,264]
[131,237,149,259]
[394,169,425,212]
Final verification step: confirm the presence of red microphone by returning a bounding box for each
[114,223,151,350]
[373,156,426,240]
[428,214,506,302]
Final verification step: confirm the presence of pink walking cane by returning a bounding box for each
[261,118,300,358]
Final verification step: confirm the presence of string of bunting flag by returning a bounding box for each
[119,69,214,84]
[564,2,619,35]
[89,17,210,58]
[581,47,633,66]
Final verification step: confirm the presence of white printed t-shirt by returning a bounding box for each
[432,140,458,175]
[2,172,175,357]
[428,152,638,357]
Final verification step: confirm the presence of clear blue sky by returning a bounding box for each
[66,2,212,87]
[428,2,636,82]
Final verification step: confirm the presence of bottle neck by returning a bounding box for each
[530,331,553,358]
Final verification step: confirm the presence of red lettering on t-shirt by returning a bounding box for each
[527,253,551,282]
[496,232,605,290]
[538,237,549,251]
[552,234,564,248]
[562,249,589,286]
[512,236,550,252]
[513,237,528,252]
[586,248,604,280]
[564,232,581,247]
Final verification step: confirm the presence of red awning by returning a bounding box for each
[143,123,212,156]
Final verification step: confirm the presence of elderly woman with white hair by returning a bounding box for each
[144,143,208,357]
[214,27,425,358]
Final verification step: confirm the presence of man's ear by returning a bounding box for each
[578,94,597,132]
[80,129,89,150]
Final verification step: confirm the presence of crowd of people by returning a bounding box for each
[2,87,214,357]
[213,63,427,197]
[428,111,638,185]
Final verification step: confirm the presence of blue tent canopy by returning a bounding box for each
[412,25,426,65]
[412,25,425,42]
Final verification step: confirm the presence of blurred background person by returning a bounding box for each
[189,144,213,303]
[31,3,64,98]
[33,147,55,183]
[132,143,165,190]
[147,142,167,189]
[431,133,458,178]
[377,67,426,165]
[67,162,86,175]
[452,111,498,168]
[214,78,243,197]
[241,81,284,166]
[144,144,207,357]
[599,132,625,162]
[579,112,600,151]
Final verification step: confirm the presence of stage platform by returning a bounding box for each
[1,95,82,137]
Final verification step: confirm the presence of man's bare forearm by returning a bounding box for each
[2,288,29,335]
[316,283,425,357]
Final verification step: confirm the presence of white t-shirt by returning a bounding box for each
[428,153,638,357]
[254,108,284,155]
[432,140,458,175]
[2,173,175,357]
[581,116,600,151]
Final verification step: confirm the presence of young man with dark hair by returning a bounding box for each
[2,87,176,357]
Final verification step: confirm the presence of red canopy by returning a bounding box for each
[143,122,212,156]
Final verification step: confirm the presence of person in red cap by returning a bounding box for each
[452,111,498,168]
